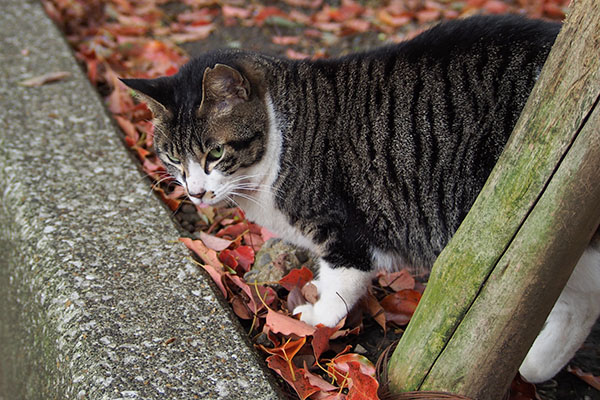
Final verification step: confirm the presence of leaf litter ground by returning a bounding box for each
[40,0,598,398]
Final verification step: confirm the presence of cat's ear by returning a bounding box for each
[200,64,250,115]
[119,77,172,117]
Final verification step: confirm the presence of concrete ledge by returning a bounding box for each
[0,1,282,399]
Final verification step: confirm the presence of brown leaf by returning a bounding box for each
[510,374,541,400]
[364,292,386,330]
[19,71,71,87]
[199,231,232,251]
[179,237,222,268]
[380,289,421,326]
[287,286,307,313]
[222,5,252,19]
[266,355,321,400]
[303,362,338,391]
[567,365,600,391]
[199,263,228,298]
[377,269,415,291]
[377,9,411,28]
[346,361,380,400]
[170,24,214,43]
[416,9,441,24]
[261,336,307,360]
[286,49,312,60]
[266,308,316,337]
[227,275,275,314]
[272,35,301,45]
[312,323,346,361]
[483,0,509,14]
[280,266,314,291]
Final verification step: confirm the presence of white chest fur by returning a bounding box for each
[234,94,319,254]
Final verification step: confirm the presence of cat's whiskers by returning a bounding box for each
[228,180,284,201]
[226,172,269,185]
[228,190,269,212]
[147,175,181,197]
[224,194,242,210]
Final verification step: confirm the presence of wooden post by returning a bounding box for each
[387,0,600,398]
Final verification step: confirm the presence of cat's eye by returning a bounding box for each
[166,153,181,164]
[208,145,224,161]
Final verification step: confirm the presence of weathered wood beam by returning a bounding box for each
[387,0,600,398]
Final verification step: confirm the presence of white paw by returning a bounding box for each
[293,300,347,327]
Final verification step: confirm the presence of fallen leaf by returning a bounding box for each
[346,361,380,400]
[220,246,255,273]
[272,35,301,45]
[329,353,376,381]
[343,19,371,33]
[115,115,139,144]
[216,221,248,239]
[261,336,306,360]
[283,0,323,9]
[20,71,71,87]
[222,5,252,19]
[179,237,222,268]
[364,292,386,331]
[286,49,312,60]
[380,289,421,325]
[287,286,307,313]
[416,9,441,24]
[377,9,411,28]
[254,7,287,26]
[231,293,253,319]
[266,308,316,337]
[199,262,228,298]
[311,392,347,400]
[510,374,541,400]
[267,355,321,400]
[154,187,182,212]
[567,365,600,391]
[312,323,342,360]
[484,0,509,14]
[303,362,338,391]
[170,24,215,43]
[377,269,415,291]
[232,245,255,272]
[228,274,275,314]
[199,231,232,251]
[280,266,314,291]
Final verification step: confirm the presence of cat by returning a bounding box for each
[121,14,600,384]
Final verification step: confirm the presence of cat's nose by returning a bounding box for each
[188,189,206,199]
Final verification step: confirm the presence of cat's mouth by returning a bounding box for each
[187,189,241,209]
[187,189,221,207]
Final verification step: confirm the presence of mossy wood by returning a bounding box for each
[387,0,600,398]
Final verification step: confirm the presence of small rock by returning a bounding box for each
[243,238,317,285]
[180,204,196,214]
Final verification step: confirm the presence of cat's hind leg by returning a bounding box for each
[519,244,600,383]
[293,260,373,327]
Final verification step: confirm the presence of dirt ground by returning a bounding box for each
[168,8,599,399]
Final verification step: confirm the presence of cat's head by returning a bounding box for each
[121,53,273,207]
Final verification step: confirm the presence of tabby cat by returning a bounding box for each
[122,15,600,383]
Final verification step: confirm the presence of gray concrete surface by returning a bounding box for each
[0,0,283,399]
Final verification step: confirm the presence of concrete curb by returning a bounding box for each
[0,1,282,399]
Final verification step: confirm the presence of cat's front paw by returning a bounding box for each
[293,300,347,327]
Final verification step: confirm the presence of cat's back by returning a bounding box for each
[338,15,560,64]
[274,15,561,268]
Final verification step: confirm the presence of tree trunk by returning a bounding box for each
[387,0,600,398]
